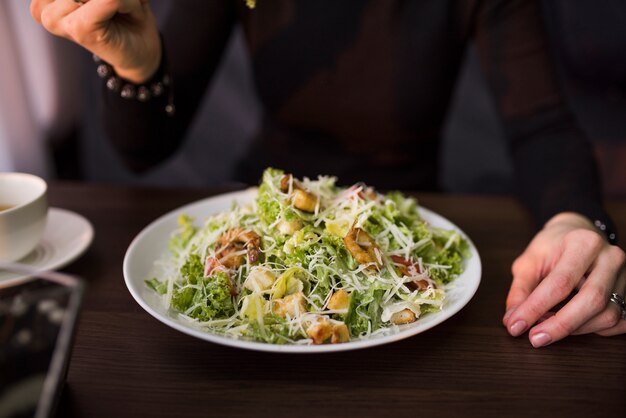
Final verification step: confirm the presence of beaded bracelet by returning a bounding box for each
[593,218,618,245]
[93,54,175,116]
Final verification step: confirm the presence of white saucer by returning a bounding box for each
[0,208,94,285]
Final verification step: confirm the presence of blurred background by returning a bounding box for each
[1,0,625,196]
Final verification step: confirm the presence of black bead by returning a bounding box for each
[97,64,111,78]
[121,84,137,99]
[137,86,151,102]
[106,77,121,92]
[151,82,164,97]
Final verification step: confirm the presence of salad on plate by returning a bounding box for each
[146,168,470,345]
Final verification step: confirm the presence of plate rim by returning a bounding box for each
[123,189,482,353]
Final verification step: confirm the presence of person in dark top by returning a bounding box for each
[543,0,626,198]
[31,0,626,344]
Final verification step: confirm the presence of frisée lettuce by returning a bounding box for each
[146,168,470,345]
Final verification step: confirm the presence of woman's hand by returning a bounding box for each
[30,0,161,83]
[503,212,626,347]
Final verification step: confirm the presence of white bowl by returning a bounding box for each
[0,173,48,262]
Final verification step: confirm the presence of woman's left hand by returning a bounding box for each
[503,212,626,347]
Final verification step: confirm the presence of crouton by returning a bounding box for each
[272,292,307,318]
[327,289,350,311]
[390,309,416,325]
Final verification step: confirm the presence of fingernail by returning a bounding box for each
[531,332,552,348]
[509,320,527,336]
[503,308,515,324]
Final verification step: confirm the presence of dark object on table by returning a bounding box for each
[0,270,84,418]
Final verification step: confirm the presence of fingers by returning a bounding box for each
[571,304,622,335]
[75,0,144,24]
[505,229,604,338]
[30,0,55,24]
[503,253,542,325]
[33,0,146,42]
[595,318,626,336]
[527,246,624,346]
[65,0,148,46]
[572,263,626,335]
[39,0,82,37]
[36,0,151,55]
[32,0,159,84]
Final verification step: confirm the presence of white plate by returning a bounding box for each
[124,189,481,353]
[0,208,94,285]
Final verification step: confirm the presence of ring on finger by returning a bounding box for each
[608,293,626,320]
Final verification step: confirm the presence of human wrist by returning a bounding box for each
[96,35,175,116]
[112,30,163,84]
[114,46,162,84]
[544,212,618,245]
[544,212,595,231]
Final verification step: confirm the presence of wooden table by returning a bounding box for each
[49,183,626,418]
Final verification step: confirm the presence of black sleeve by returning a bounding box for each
[102,0,236,172]
[473,0,617,243]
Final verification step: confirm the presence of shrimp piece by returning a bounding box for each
[204,256,229,278]
[280,174,292,193]
[280,173,319,213]
[362,187,379,201]
[216,228,261,269]
[204,256,237,296]
[343,227,382,269]
[390,255,434,291]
